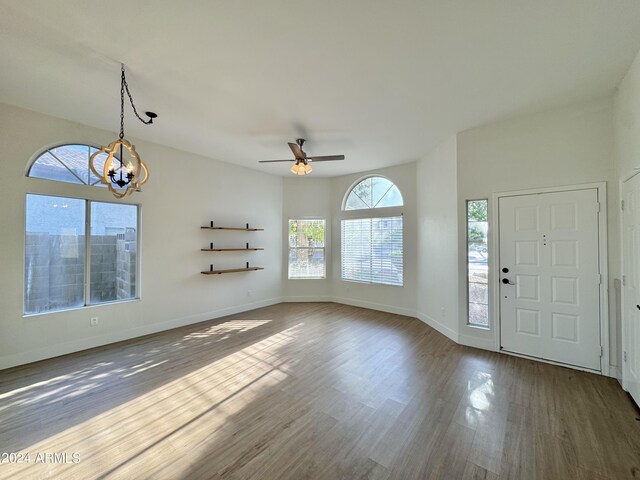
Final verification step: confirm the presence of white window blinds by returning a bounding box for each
[341,216,403,286]
[288,219,326,279]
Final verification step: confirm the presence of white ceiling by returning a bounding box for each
[2,1,640,177]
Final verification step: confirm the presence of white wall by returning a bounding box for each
[0,103,283,369]
[282,176,332,300]
[616,50,640,181]
[416,136,459,340]
[456,97,619,366]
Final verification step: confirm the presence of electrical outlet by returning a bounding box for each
[247,290,253,297]
[441,307,446,318]
[90,317,98,327]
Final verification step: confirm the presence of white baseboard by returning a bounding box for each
[13,296,589,372]
[332,296,416,318]
[458,333,497,351]
[611,364,622,382]
[0,297,283,370]
[283,295,415,317]
[416,312,459,343]
[282,296,333,303]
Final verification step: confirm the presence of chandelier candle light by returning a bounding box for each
[90,64,157,199]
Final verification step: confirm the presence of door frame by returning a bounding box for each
[490,182,609,375]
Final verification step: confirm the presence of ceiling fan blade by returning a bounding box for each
[259,159,295,163]
[307,155,345,162]
[288,142,305,160]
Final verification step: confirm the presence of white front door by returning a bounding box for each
[499,189,601,371]
[622,174,640,406]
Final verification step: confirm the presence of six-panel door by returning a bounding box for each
[622,175,640,406]
[499,189,601,371]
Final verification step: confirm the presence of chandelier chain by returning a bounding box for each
[119,64,152,140]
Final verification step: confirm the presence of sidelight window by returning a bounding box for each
[467,199,489,327]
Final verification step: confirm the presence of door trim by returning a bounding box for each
[490,182,609,375]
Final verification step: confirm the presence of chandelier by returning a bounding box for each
[90,64,156,199]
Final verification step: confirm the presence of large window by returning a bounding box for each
[25,194,139,314]
[341,176,404,286]
[25,144,140,314]
[341,216,403,286]
[288,219,326,279]
[467,199,489,327]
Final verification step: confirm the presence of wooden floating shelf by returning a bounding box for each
[199,224,265,275]
[201,248,264,252]
[201,267,264,275]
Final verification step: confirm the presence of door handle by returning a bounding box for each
[502,278,516,285]
[637,305,640,310]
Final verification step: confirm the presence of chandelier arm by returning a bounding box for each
[121,64,153,128]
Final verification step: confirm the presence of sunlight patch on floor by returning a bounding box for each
[0,322,300,480]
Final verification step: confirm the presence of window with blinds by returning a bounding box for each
[341,216,403,286]
[288,219,326,279]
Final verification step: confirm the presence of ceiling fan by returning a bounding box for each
[259,138,345,175]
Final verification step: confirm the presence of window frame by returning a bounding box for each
[341,174,404,211]
[287,218,327,280]
[466,198,489,329]
[23,192,141,316]
[340,175,404,287]
[26,143,111,187]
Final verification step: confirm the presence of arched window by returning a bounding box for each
[24,144,139,315]
[344,176,403,210]
[28,144,108,186]
[341,176,403,286]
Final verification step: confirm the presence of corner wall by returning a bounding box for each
[282,176,333,301]
[330,163,418,317]
[281,163,418,317]
[0,103,284,370]
[416,136,459,340]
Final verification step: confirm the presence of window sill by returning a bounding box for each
[288,277,327,280]
[23,297,141,318]
[341,279,404,288]
[466,323,491,331]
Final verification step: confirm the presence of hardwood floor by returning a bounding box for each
[0,302,638,479]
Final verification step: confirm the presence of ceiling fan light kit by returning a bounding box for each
[259,138,344,175]
[290,161,312,175]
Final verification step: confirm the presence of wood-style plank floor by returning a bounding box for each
[0,302,638,479]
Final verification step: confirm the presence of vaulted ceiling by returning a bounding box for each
[2,1,640,176]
